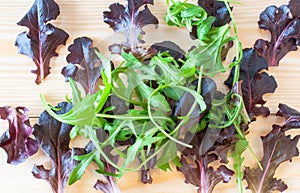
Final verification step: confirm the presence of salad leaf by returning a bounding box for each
[32,102,85,193]
[0,106,38,164]
[149,41,186,61]
[62,37,102,94]
[103,0,158,56]
[276,103,300,130]
[15,0,69,84]
[178,131,234,193]
[225,48,277,118]
[198,0,232,27]
[244,124,300,193]
[254,0,300,66]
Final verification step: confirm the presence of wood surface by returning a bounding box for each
[0,0,300,192]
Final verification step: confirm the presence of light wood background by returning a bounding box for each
[0,0,300,192]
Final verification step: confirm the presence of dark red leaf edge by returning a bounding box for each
[32,102,85,193]
[0,106,38,165]
[15,0,69,84]
[276,103,300,130]
[61,37,102,94]
[244,124,300,193]
[103,0,159,57]
[254,0,300,66]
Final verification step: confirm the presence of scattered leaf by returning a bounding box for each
[225,48,277,118]
[62,37,102,94]
[15,0,69,84]
[0,106,38,164]
[254,1,300,66]
[244,124,300,193]
[276,103,300,130]
[103,0,158,56]
[32,102,84,193]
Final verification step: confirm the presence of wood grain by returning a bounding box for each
[0,0,300,193]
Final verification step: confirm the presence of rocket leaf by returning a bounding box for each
[15,0,69,84]
[254,0,300,66]
[244,124,300,193]
[61,37,102,94]
[32,102,85,193]
[103,0,158,56]
[0,106,38,164]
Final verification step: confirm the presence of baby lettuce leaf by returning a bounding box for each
[178,129,234,193]
[276,103,300,130]
[61,37,102,94]
[244,124,300,193]
[15,0,69,84]
[225,48,277,118]
[103,0,158,56]
[198,0,232,27]
[32,102,84,193]
[0,106,38,164]
[254,0,300,66]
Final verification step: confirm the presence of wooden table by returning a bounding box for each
[0,0,299,192]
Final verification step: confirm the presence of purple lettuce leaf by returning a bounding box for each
[244,124,300,193]
[61,37,102,94]
[254,1,300,66]
[178,153,234,193]
[225,48,277,118]
[0,106,38,165]
[15,0,69,84]
[198,0,232,27]
[276,103,300,130]
[149,41,186,61]
[177,124,236,193]
[103,0,158,56]
[94,177,121,193]
[32,102,84,193]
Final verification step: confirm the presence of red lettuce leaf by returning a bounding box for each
[276,103,300,130]
[103,0,158,56]
[94,177,121,193]
[225,48,277,118]
[149,41,186,61]
[32,102,84,193]
[15,0,69,84]
[177,124,236,193]
[254,1,300,66]
[198,0,232,27]
[178,153,234,193]
[0,106,38,165]
[61,37,102,94]
[173,78,216,142]
[244,124,300,193]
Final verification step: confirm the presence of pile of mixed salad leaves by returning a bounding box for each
[1,0,300,193]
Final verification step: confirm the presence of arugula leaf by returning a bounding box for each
[0,106,38,164]
[244,125,300,193]
[254,1,300,66]
[185,24,231,76]
[276,103,300,130]
[15,0,69,84]
[62,37,102,94]
[231,139,248,193]
[225,48,277,118]
[103,0,158,56]
[32,102,85,193]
